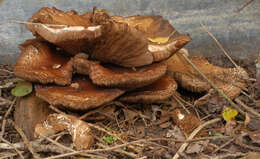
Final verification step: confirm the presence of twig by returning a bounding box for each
[0,68,13,74]
[43,139,148,159]
[200,21,239,69]
[12,121,41,159]
[181,53,245,116]
[49,105,65,114]
[87,123,140,153]
[236,0,254,13]
[212,137,236,154]
[172,94,190,114]
[1,97,16,137]
[235,98,260,118]
[0,136,24,159]
[0,152,22,159]
[0,97,12,105]
[235,136,260,151]
[0,141,70,154]
[149,135,231,143]
[39,134,75,153]
[208,143,233,153]
[172,118,221,159]
[7,20,69,27]
[212,152,248,159]
[96,142,137,158]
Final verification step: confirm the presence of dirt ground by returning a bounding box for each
[0,54,259,159]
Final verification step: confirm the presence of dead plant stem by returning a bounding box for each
[172,118,221,159]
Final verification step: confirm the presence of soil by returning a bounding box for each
[0,55,260,159]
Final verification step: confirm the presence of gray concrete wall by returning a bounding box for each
[0,0,259,64]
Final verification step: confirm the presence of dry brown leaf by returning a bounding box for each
[35,113,94,150]
[172,109,201,136]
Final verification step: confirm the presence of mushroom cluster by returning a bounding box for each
[14,7,191,111]
[13,7,249,150]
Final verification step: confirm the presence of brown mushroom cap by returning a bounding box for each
[165,53,248,101]
[73,54,167,89]
[14,40,73,85]
[119,75,177,103]
[90,10,191,67]
[27,7,102,54]
[35,76,125,110]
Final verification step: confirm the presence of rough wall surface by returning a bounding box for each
[0,0,259,64]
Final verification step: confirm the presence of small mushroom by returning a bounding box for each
[73,53,167,89]
[14,40,73,85]
[27,7,102,54]
[119,75,177,103]
[35,76,125,110]
[165,52,248,104]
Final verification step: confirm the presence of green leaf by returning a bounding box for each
[214,133,224,137]
[11,81,33,97]
[222,107,238,121]
[103,136,117,145]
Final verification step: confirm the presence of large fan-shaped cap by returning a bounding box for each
[119,75,177,103]
[27,7,102,54]
[73,53,167,89]
[35,76,125,110]
[14,40,73,85]
[90,10,191,67]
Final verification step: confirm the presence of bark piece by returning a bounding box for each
[14,93,53,140]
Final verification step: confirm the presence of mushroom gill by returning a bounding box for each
[35,76,125,110]
[14,40,73,85]
[27,7,102,55]
[73,53,167,89]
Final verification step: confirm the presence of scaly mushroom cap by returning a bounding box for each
[90,9,191,67]
[27,7,102,54]
[73,53,167,89]
[14,40,73,85]
[35,76,125,110]
[119,75,177,103]
[165,53,248,101]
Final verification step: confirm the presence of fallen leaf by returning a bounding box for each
[147,30,176,44]
[11,81,32,97]
[246,152,260,159]
[248,118,260,131]
[123,109,138,124]
[159,121,171,129]
[35,113,94,150]
[186,140,209,154]
[172,109,201,136]
[222,107,238,121]
[249,131,260,144]
[166,126,185,140]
